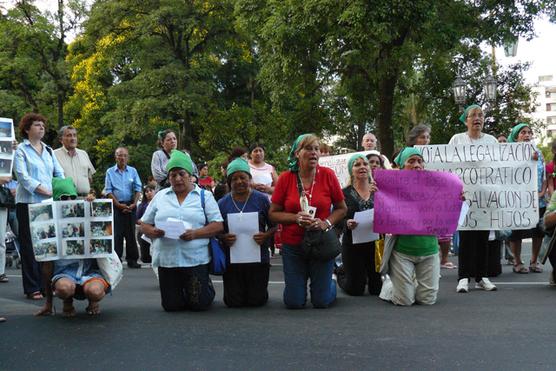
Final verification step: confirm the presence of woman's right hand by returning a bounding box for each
[142,224,165,239]
[346,219,358,230]
[295,211,314,229]
[222,233,237,247]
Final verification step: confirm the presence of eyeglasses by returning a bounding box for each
[60,195,77,200]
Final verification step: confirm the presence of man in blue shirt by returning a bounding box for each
[105,147,142,268]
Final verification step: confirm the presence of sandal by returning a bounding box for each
[529,261,543,273]
[441,262,457,269]
[86,301,101,316]
[62,299,76,318]
[26,291,43,300]
[513,264,529,274]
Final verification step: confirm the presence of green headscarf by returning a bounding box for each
[52,177,77,201]
[227,158,251,177]
[287,134,310,172]
[394,147,423,168]
[508,123,529,143]
[459,104,482,124]
[348,153,368,177]
[165,150,193,174]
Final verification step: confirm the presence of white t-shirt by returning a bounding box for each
[448,132,498,145]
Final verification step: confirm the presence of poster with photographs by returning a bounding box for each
[29,199,114,261]
[0,118,15,177]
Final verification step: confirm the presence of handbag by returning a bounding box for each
[0,186,15,208]
[96,250,123,289]
[200,189,226,275]
[302,228,341,261]
[295,173,340,261]
[374,238,385,273]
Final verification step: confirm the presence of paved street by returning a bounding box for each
[1,243,556,370]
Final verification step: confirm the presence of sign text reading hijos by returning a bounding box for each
[417,142,538,230]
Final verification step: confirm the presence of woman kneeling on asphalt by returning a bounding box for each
[37,178,109,317]
[218,158,275,307]
[141,150,223,312]
[380,148,440,306]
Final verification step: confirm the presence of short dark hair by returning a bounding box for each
[248,143,265,154]
[19,113,47,139]
[228,147,247,162]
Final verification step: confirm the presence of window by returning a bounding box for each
[548,103,552,111]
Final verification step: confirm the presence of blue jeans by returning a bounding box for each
[281,244,336,309]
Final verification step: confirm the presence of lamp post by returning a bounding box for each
[452,74,466,112]
[484,73,497,102]
[503,38,518,58]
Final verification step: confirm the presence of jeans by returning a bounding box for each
[281,244,336,309]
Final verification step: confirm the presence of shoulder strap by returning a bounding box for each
[200,188,208,225]
[295,172,304,197]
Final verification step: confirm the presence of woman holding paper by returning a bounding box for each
[15,113,65,300]
[269,134,347,309]
[449,104,498,293]
[380,148,440,305]
[141,150,224,312]
[338,154,381,296]
[507,123,547,273]
[218,158,275,307]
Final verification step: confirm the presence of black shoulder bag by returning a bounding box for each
[296,173,340,261]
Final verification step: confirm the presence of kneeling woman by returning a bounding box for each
[218,158,275,307]
[381,148,440,306]
[141,151,224,311]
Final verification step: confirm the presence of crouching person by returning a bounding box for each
[380,148,440,306]
[37,178,110,317]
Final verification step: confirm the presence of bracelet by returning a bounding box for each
[324,219,332,229]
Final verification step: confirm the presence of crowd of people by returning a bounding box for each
[1,105,555,322]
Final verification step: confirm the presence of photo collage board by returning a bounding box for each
[0,117,15,177]
[29,199,114,261]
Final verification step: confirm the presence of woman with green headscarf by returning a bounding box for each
[380,148,441,306]
[507,123,547,273]
[449,104,498,294]
[269,134,347,309]
[141,150,224,312]
[218,158,276,307]
[336,154,381,296]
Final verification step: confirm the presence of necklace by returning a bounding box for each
[231,190,252,214]
[298,169,317,210]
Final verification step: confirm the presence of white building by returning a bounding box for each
[531,75,556,145]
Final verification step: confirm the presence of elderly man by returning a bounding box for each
[105,147,142,268]
[361,133,378,151]
[54,126,96,197]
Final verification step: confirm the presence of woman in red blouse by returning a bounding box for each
[269,134,347,308]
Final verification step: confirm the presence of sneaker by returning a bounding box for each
[0,274,8,283]
[476,278,497,291]
[456,278,469,293]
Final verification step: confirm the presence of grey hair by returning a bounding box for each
[406,124,431,146]
[58,125,76,138]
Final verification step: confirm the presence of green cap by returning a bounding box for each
[394,147,423,168]
[287,134,310,171]
[348,153,368,177]
[459,104,482,124]
[227,158,251,177]
[52,177,77,201]
[508,123,529,143]
[166,150,193,174]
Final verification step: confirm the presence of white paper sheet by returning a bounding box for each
[352,209,380,244]
[227,212,261,263]
[458,202,470,227]
[158,219,189,240]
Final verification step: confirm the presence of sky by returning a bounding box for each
[4,0,556,84]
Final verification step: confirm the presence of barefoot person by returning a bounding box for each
[36,178,110,317]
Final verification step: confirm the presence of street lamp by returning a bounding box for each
[503,38,518,58]
[484,73,497,102]
[452,74,466,111]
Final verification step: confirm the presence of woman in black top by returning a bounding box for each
[337,154,381,295]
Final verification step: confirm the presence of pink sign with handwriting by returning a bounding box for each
[373,169,464,235]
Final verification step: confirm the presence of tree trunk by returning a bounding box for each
[57,91,64,128]
[377,73,398,159]
[356,122,366,151]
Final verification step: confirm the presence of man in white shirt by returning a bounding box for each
[54,126,96,197]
